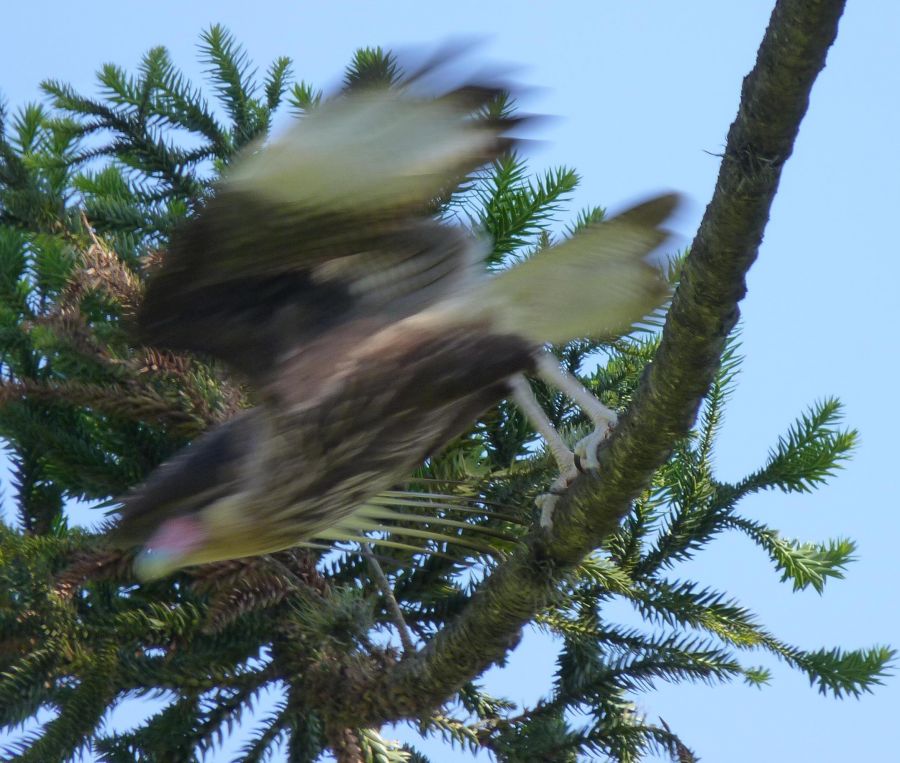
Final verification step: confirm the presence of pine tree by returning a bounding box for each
[0,2,891,761]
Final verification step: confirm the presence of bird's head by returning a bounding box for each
[130,495,263,580]
[132,514,209,581]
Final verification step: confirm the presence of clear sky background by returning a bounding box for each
[1,2,898,761]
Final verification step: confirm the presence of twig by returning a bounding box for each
[362,543,415,653]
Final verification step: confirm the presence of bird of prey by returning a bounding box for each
[111,62,679,580]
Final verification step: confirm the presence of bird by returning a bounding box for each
[110,59,680,580]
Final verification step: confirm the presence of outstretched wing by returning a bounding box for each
[447,193,680,344]
[138,76,521,381]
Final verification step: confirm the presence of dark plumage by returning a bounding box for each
[111,61,679,579]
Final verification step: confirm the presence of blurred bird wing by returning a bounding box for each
[459,193,680,343]
[228,85,518,215]
[138,80,518,380]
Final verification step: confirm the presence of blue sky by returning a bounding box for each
[2,1,898,761]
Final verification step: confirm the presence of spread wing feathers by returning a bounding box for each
[138,79,519,379]
[312,486,529,558]
[368,490,524,521]
[109,406,524,556]
[455,193,680,343]
[227,84,519,215]
[353,504,519,541]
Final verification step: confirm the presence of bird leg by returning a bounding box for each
[534,353,618,471]
[510,374,574,530]
[511,352,620,529]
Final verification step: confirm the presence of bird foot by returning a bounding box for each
[537,420,617,529]
[573,415,617,472]
[536,465,579,529]
[512,355,623,530]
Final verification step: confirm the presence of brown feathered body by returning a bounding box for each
[119,320,534,572]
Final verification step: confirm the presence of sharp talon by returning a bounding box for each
[573,453,584,473]
[574,422,617,473]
